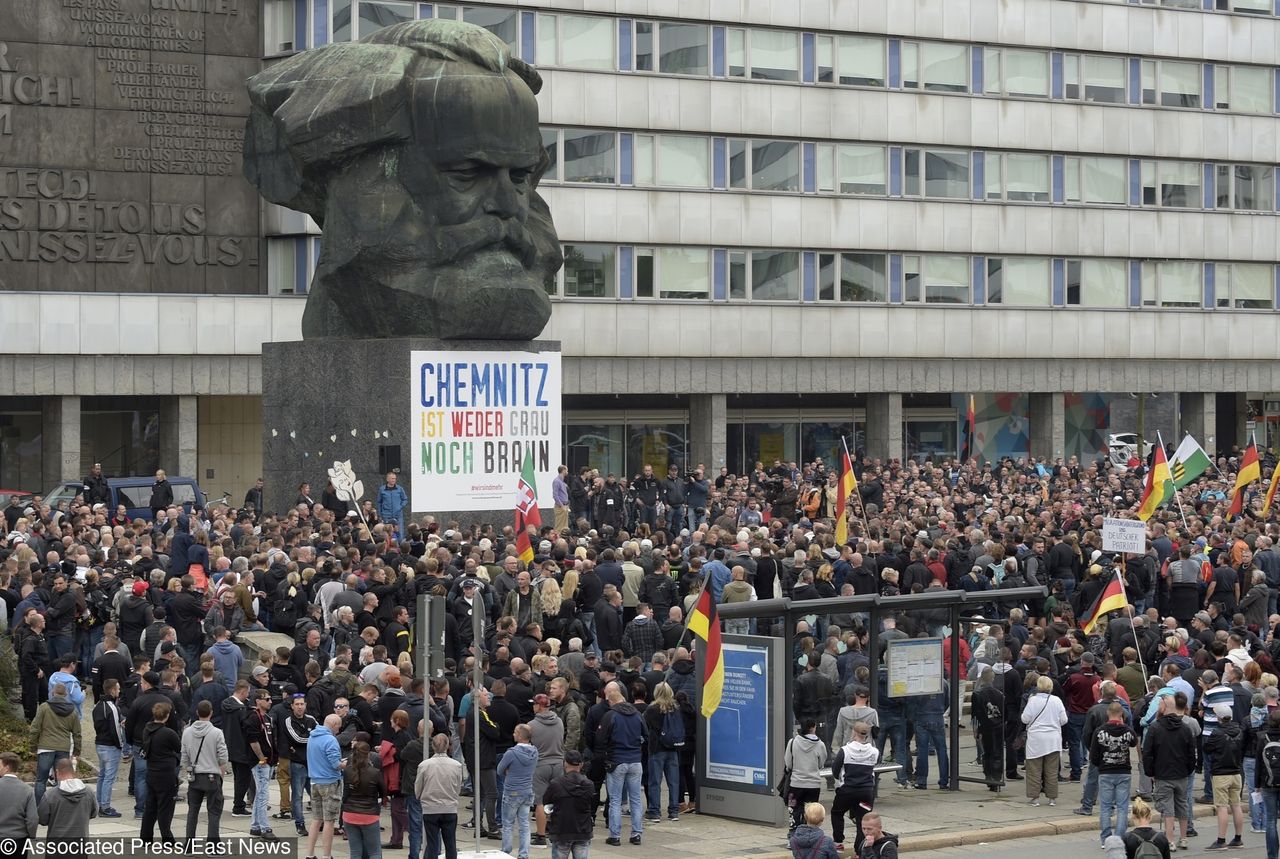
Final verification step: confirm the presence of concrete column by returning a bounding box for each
[42,396,81,486]
[160,395,199,477]
[865,393,903,461]
[1180,392,1218,456]
[1028,393,1066,462]
[688,394,727,471]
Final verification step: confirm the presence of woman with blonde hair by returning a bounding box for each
[643,682,683,822]
[539,578,563,618]
[561,568,579,601]
[1122,797,1171,858]
[1022,674,1069,806]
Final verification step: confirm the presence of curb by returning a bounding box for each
[747,804,1219,857]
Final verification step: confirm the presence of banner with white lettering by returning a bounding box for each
[410,350,562,513]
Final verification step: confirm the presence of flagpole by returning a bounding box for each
[1114,558,1149,681]
[1158,431,1190,531]
[842,436,872,540]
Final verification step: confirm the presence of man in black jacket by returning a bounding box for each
[660,466,685,538]
[126,671,179,819]
[1142,692,1198,849]
[43,574,77,667]
[221,681,256,818]
[793,653,836,737]
[593,587,623,654]
[544,750,594,858]
[1203,705,1246,850]
[168,576,206,672]
[83,463,111,507]
[19,611,48,719]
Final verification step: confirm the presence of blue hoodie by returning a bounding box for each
[307,724,342,785]
[210,639,243,692]
[48,670,84,718]
[496,742,539,794]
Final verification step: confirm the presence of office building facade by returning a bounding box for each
[1,0,1279,495]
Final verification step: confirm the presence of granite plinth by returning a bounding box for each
[261,337,560,526]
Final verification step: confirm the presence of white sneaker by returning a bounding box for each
[1048,800,1056,806]
[1029,799,1040,806]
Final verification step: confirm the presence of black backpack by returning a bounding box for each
[659,708,686,750]
[1262,738,1280,789]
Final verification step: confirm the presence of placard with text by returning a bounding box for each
[410,349,562,513]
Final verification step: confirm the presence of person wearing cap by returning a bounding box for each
[1200,671,1236,804]
[118,579,155,656]
[1204,703,1247,850]
[244,687,279,838]
[543,748,594,859]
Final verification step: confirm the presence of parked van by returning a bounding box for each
[44,476,206,520]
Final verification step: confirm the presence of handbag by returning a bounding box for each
[188,732,222,790]
[776,738,793,800]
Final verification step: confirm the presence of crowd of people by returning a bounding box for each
[0,443,1276,859]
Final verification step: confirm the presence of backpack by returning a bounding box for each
[1132,831,1162,859]
[658,707,685,750]
[1262,738,1280,789]
[273,597,299,632]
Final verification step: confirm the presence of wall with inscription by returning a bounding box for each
[0,0,262,294]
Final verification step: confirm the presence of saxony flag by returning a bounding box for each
[1079,571,1127,635]
[1170,434,1212,489]
[513,449,541,564]
[1137,444,1172,521]
[686,588,724,718]
[1228,440,1261,520]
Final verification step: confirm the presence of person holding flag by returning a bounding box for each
[513,449,542,564]
[1227,438,1261,521]
[1079,569,1129,637]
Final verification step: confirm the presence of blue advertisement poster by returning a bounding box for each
[705,641,770,786]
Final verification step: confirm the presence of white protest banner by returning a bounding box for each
[410,350,562,512]
[1102,517,1146,554]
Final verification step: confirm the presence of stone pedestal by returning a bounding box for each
[261,337,560,527]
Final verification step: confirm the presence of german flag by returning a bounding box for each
[1079,571,1127,636]
[686,588,724,718]
[1137,444,1172,522]
[1228,440,1261,521]
[835,441,856,546]
[1264,466,1280,517]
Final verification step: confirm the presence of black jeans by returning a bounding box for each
[231,762,256,812]
[787,786,820,830]
[185,773,224,843]
[830,786,875,850]
[142,775,178,841]
[423,813,458,859]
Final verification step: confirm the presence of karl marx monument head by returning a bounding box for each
[242,20,561,340]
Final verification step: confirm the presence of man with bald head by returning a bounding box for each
[306,713,345,859]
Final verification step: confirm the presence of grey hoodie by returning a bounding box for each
[784,733,828,789]
[529,711,565,766]
[180,720,230,776]
[38,778,97,838]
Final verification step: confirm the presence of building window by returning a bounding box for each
[1064,156,1127,205]
[726,28,800,81]
[987,257,1051,305]
[728,251,748,299]
[332,0,352,41]
[561,244,616,297]
[1140,161,1200,208]
[561,130,616,183]
[904,149,969,198]
[745,140,801,192]
[1141,60,1201,108]
[817,253,888,301]
[358,1,413,38]
[657,22,709,76]
[984,48,1050,98]
[1215,66,1273,113]
[815,35,834,83]
[902,41,968,92]
[1217,263,1274,308]
[652,248,711,299]
[1217,164,1276,211]
[836,35,885,87]
[837,144,888,195]
[635,21,654,70]
[461,6,517,49]
[1141,261,1202,308]
[985,153,1050,202]
[1064,55,1127,104]
[751,250,801,300]
[267,238,300,295]
[634,135,711,188]
[540,130,560,181]
[1217,0,1271,13]
[904,255,970,303]
[537,13,614,69]
[1066,259,1127,307]
[263,0,298,53]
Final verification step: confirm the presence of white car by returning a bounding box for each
[1108,432,1153,467]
